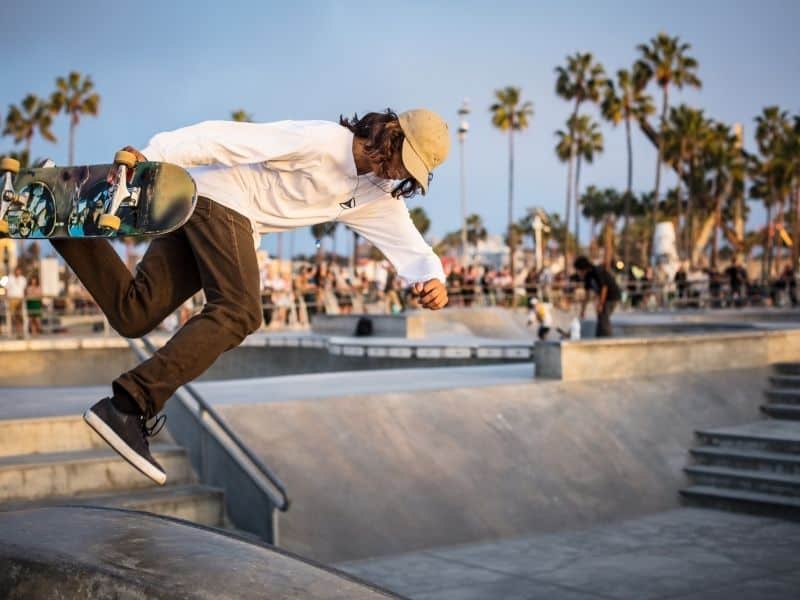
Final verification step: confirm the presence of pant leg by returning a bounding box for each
[114,199,262,415]
[51,230,201,339]
[596,301,616,338]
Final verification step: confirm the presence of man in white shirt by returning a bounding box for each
[54,108,450,484]
[5,266,27,338]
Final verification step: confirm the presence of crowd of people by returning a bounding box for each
[2,254,799,338]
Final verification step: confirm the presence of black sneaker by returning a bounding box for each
[83,397,167,485]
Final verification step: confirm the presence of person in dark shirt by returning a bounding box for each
[724,257,744,306]
[574,255,621,337]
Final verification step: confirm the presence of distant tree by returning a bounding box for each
[490,86,533,276]
[3,94,57,156]
[50,72,100,164]
[409,206,431,236]
[555,52,606,269]
[231,109,254,122]
[636,32,701,230]
[601,66,654,264]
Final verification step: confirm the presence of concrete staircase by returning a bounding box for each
[681,362,800,514]
[0,414,226,527]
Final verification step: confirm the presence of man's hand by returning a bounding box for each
[413,279,448,310]
[108,146,147,183]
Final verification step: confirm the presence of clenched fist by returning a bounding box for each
[412,279,448,310]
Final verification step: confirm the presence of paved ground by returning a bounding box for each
[339,508,800,600]
[0,363,533,420]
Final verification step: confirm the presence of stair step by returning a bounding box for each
[761,404,800,420]
[773,362,800,376]
[0,414,171,457]
[769,375,800,389]
[696,421,800,452]
[680,485,800,510]
[0,484,226,527]
[690,446,800,474]
[765,389,800,404]
[684,465,800,496]
[0,445,193,502]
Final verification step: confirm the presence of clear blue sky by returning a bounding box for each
[3,0,799,257]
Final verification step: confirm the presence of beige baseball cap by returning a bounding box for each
[398,109,451,194]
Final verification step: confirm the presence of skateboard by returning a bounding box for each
[0,151,196,238]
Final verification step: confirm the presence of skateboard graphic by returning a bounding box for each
[0,151,196,239]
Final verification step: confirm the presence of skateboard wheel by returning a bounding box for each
[0,157,20,174]
[0,221,8,235]
[98,214,121,231]
[114,150,137,168]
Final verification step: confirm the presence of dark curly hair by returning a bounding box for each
[339,109,427,198]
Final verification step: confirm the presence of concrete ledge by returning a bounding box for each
[534,328,800,380]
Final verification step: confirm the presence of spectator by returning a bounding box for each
[724,257,745,306]
[6,267,27,338]
[574,255,621,338]
[25,274,43,336]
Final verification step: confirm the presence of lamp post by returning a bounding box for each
[458,99,470,267]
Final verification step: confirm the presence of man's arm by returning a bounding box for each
[140,120,312,168]
[596,284,608,314]
[343,197,448,310]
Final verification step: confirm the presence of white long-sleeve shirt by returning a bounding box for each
[141,120,445,284]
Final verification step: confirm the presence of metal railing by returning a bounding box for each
[129,336,290,542]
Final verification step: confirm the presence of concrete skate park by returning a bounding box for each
[2,307,800,599]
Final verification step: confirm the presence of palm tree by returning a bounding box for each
[490,87,533,278]
[50,72,100,165]
[555,52,606,268]
[705,122,744,268]
[465,213,488,247]
[601,66,654,265]
[310,222,337,263]
[753,106,792,279]
[231,109,254,122]
[3,94,58,156]
[661,104,709,263]
[636,33,701,234]
[555,114,604,253]
[579,185,606,257]
[409,206,431,237]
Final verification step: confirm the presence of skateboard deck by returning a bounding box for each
[0,155,196,239]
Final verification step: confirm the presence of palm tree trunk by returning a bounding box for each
[508,127,515,278]
[574,153,582,255]
[563,161,572,271]
[652,86,669,254]
[710,187,723,269]
[765,200,774,283]
[69,116,76,165]
[623,115,633,267]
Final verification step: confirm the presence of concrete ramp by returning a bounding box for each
[218,367,767,563]
[0,506,399,599]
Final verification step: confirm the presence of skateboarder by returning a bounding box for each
[574,255,621,338]
[54,109,451,484]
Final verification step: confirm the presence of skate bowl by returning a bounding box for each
[215,364,768,563]
[0,506,399,599]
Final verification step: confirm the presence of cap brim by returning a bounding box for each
[401,138,429,194]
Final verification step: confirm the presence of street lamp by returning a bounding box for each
[458,99,470,266]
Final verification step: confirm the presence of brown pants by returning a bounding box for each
[51,197,262,417]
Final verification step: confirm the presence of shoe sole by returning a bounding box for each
[83,409,167,485]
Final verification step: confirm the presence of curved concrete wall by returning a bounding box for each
[219,366,767,563]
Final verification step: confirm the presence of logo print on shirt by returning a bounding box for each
[339,198,355,210]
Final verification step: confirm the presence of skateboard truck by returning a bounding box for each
[99,150,139,231]
[0,157,21,235]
